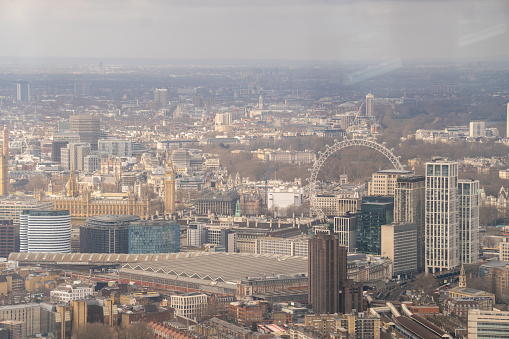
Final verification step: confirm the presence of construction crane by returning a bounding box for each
[263,140,280,207]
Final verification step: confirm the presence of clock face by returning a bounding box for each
[166,175,172,181]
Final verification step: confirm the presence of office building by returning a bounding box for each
[51,140,69,163]
[394,175,425,271]
[187,223,208,247]
[215,113,232,126]
[20,210,71,253]
[98,139,132,157]
[425,159,459,273]
[308,234,363,314]
[366,169,412,196]
[0,219,19,258]
[128,220,180,254]
[154,88,168,106]
[74,82,90,96]
[458,179,480,264]
[356,196,394,255]
[507,103,509,138]
[50,285,94,303]
[469,121,486,138]
[171,293,207,319]
[333,213,357,253]
[0,303,40,336]
[0,127,8,196]
[12,81,30,102]
[0,196,53,224]
[468,309,509,339]
[365,93,374,116]
[69,115,101,150]
[60,142,91,171]
[83,155,99,173]
[313,195,360,217]
[0,320,25,339]
[196,189,240,216]
[381,222,417,276]
[258,236,309,257]
[80,215,140,253]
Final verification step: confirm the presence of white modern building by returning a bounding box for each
[214,113,232,126]
[170,293,208,319]
[468,309,509,339]
[469,121,486,138]
[334,213,357,253]
[20,210,71,253]
[50,284,94,303]
[98,139,132,157]
[458,179,480,264]
[425,159,459,274]
[267,187,304,211]
[258,236,309,257]
[187,223,208,247]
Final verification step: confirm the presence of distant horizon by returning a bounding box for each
[0,0,508,64]
[1,55,509,68]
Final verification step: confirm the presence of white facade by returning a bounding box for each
[98,139,132,157]
[187,223,207,247]
[215,113,232,126]
[258,236,309,257]
[469,121,486,138]
[20,210,71,253]
[267,187,304,210]
[50,285,94,304]
[425,160,459,274]
[334,214,357,253]
[458,179,480,264]
[468,309,509,339]
[500,238,509,261]
[170,293,207,319]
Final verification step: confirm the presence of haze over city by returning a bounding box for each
[0,0,509,62]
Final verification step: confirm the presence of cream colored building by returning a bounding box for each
[0,303,40,336]
[468,309,509,339]
[367,169,412,196]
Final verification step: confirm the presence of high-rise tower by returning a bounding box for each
[0,126,9,196]
[309,233,363,314]
[258,94,263,110]
[70,115,100,151]
[165,162,176,215]
[458,179,480,264]
[506,103,509,138]
[366,93,374,117]
[12,81,30,102]
[425,159,459,274]
[394,175,425,271]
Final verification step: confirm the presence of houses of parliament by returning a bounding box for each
[0,128,177,219]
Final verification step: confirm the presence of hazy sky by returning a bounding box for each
[0,0,508,61]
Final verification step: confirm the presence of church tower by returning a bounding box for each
[164,162,176,215]
[0,126,9,196]
[459,264,467,288]
[66,170,79,197]
[258,94,263,110]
